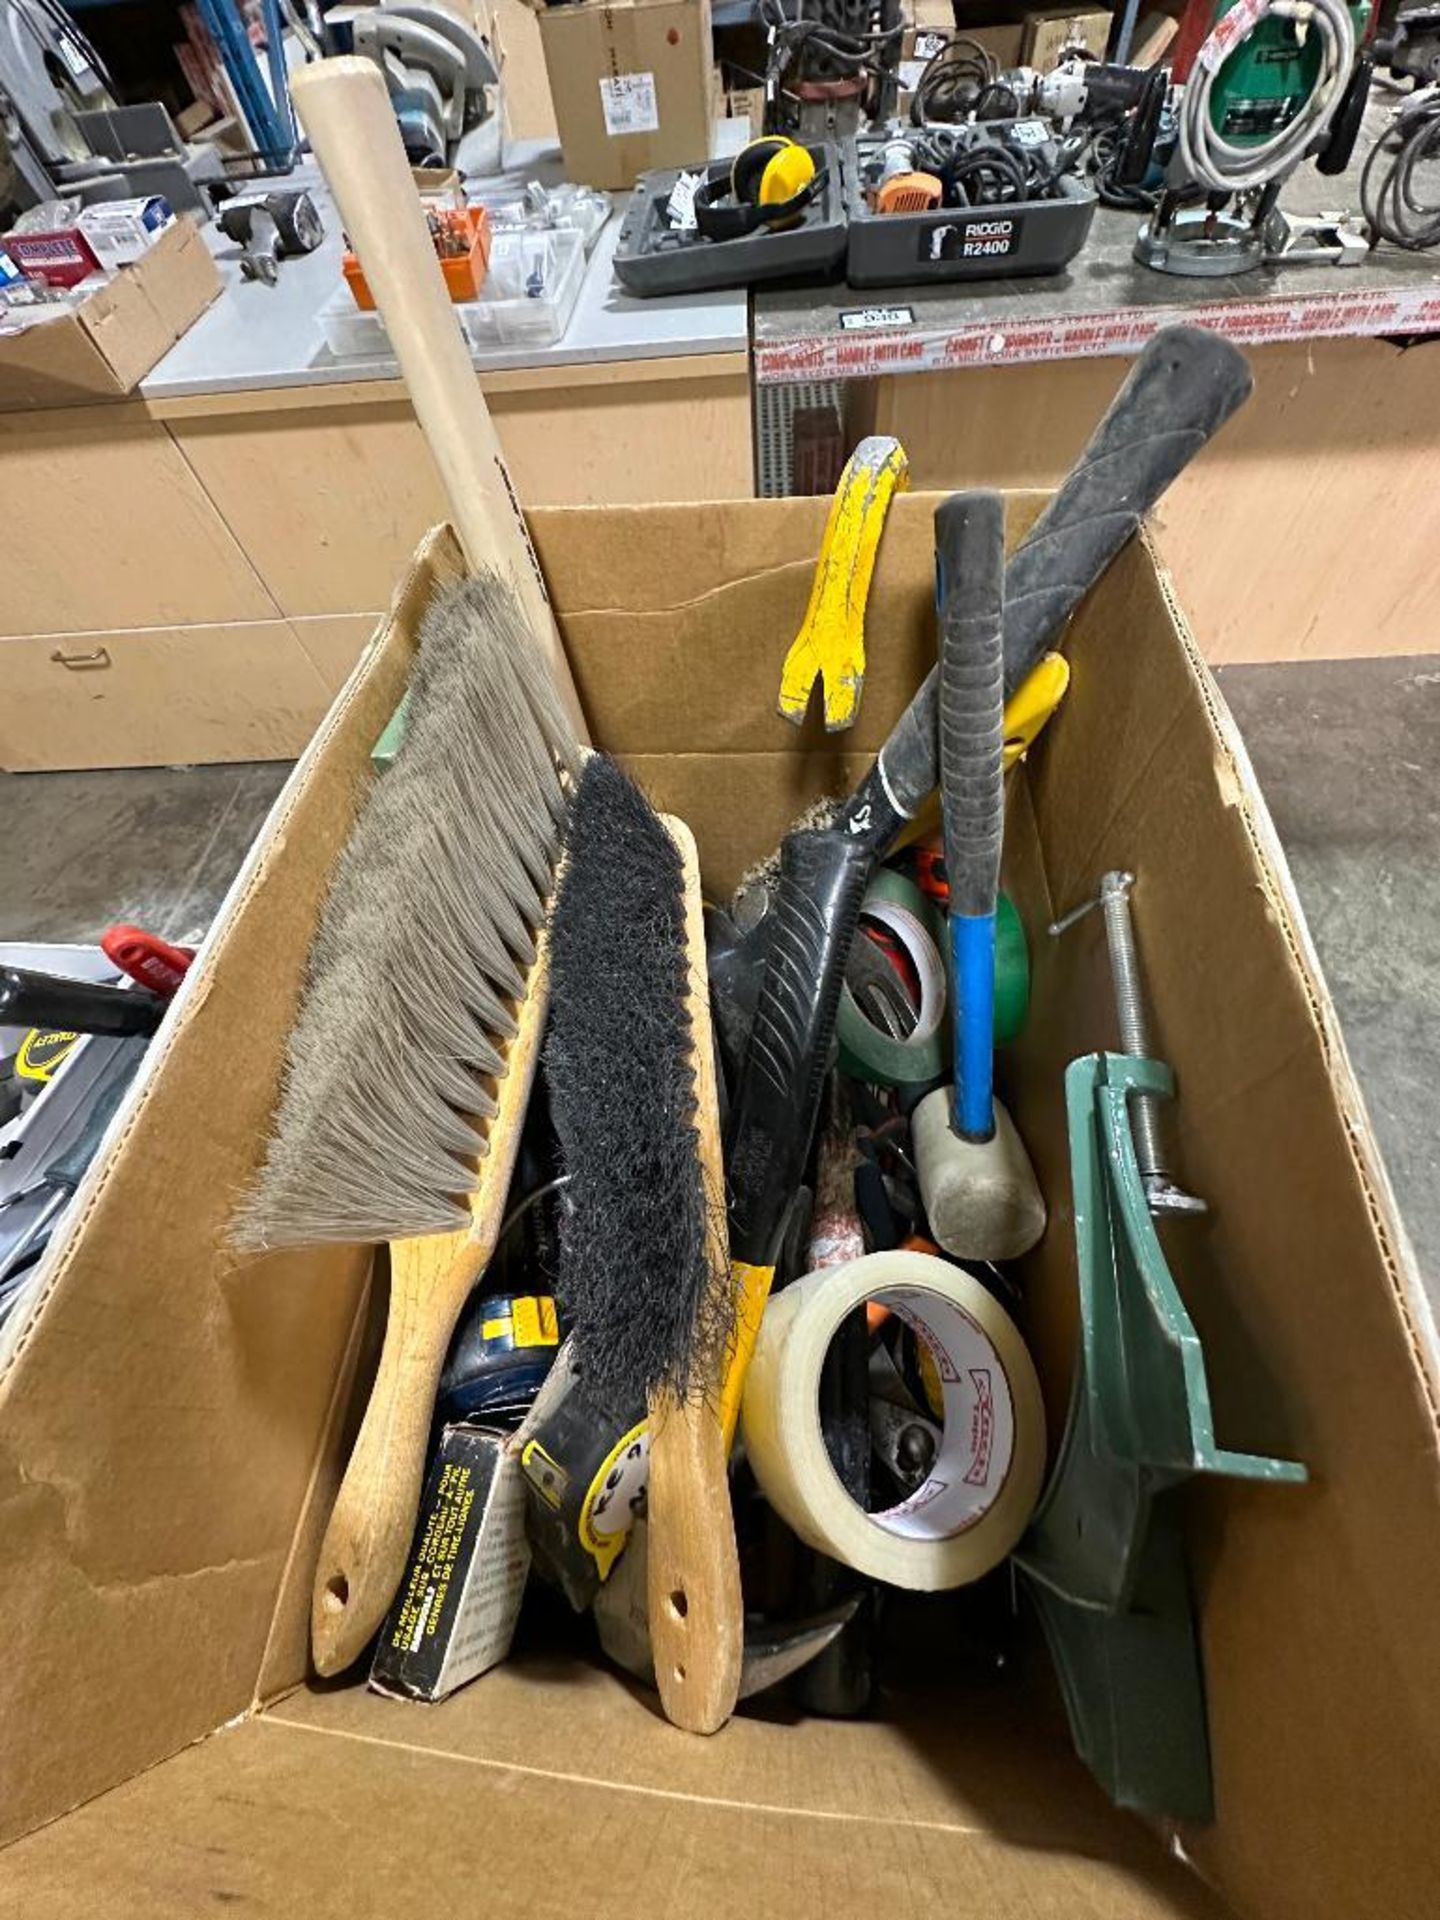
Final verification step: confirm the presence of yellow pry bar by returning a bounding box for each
[1003,651,1070,768]
[778,435,910,732]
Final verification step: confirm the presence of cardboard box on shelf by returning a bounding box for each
[1,216,100,290]
[900,19,1026,94]
[726,84,768,135]
[537,0,714,190]
[1020,4,1113,69]
[1,495,1438,1920]
[910,0,960,25]
[75,196,175,272]
[491,0,558,141]
[0,216,220,411]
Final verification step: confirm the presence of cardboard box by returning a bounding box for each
[76,196,175,272]
[537,0,714,189]
[369,1425,530,1703]
[2,501,1439,1920]
[900,20,1026,93]
[910,0,961,25]
[1,218,101,290]
[491,0,558,142]
[726,85,768,135]
[1020,4,1112,69]
[0,217,220,411]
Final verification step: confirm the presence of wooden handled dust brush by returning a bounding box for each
[545,756,743,1735]
[234,571,582,1675]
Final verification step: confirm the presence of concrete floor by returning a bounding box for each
[1216,656,1440,1299]
[0,654,1434,1296]
[0,762,291,948]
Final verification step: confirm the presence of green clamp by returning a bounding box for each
[1015,1051,1306,1821]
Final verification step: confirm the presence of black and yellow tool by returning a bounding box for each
[15,1028,82,1086]
[720,827,873,1440]
[778,435,910,733]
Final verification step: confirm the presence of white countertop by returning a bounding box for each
[142,139,748,401]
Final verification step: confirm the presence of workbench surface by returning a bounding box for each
[753,108,1440,382]
[142,146,748,400]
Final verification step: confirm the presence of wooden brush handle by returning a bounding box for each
[311,935,553,1676]
[290,57,588,741]
[311,1225,483,1676]
[647,1390,742,1733]
[647,818,743,1735]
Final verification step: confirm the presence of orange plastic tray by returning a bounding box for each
[343,205,491,310]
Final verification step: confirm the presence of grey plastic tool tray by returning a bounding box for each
[845,124,1097,287]
[612,143,848,297]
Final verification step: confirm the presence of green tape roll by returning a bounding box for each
[994,891,1030,1046]
[838,869,947,1088]
[837,870,1030,1089]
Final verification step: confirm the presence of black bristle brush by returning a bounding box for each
[545,754,742,1734]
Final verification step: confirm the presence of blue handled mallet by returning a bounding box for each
[912,492,1046,1262]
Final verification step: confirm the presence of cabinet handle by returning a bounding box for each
[50,646,111,671]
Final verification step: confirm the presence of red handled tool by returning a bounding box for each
[101,926,195,997]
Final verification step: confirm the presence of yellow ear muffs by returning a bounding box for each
[731,135,797,203]
[694,138,823,242]
[756,140,816,208]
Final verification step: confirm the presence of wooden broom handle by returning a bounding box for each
[290,56,588,739]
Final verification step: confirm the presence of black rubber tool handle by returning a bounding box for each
[726,828,873,1269]
[1004,323,1251,686]
[1118,67,1167,189]
[1317,55,1372,176]
[935,491,1006,922]
[837,324,1255,842]
[0,967,166,1037]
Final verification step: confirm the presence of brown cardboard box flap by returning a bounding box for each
[0,537,460,1844]
[1,500,1438,1920]
[0,218,221,410]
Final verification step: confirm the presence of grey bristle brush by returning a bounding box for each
[545,754,743,1734]
[234,569,582,1677]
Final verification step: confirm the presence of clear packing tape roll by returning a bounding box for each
[740,1251,1046,1589]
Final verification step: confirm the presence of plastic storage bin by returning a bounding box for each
[846,123,1096,287]
[317,226,585,362]
[343,206,491,308]
[612,144,848,296]
[461,226,584,349]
